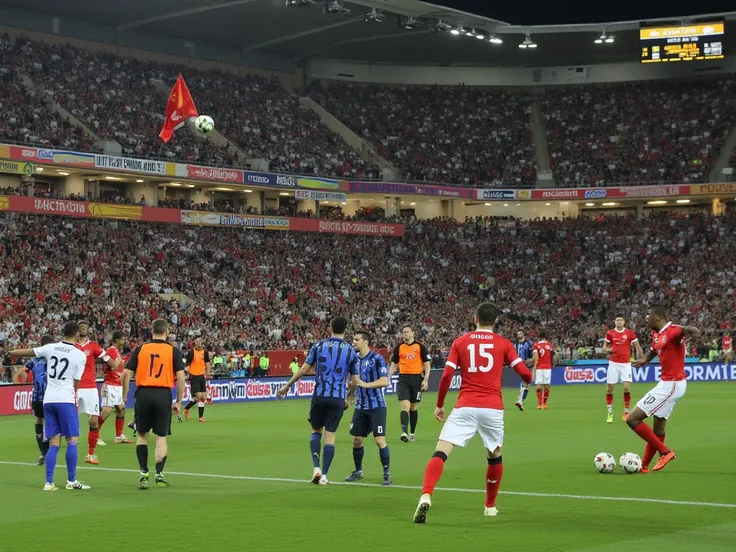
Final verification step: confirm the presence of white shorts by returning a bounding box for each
[438,407,504,451]
[535,369,551,385]
[636,380,687,420]
[101,384,123,408]
[77,388,100,416]
[607,361,633,384]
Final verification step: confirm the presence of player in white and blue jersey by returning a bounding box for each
[344,330,392,486]
[278,316,359,485]
[24,334,54,465]
[514,330,535,411]
[10,321,89,491]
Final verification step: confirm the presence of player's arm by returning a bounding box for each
[436,341,460,421]
[683,325,701,341]
[601,337,610,356]
[173,348,186,413]
[358,358,389,389]
[122,346,141,403]
[8,348,34,357]
[388,345,400,377]
[632,348,657,368]
[204,350,212,378]
[420,343,431,391]
[633,339,644,360]
[184,349,193,375]
[98,344,120,370]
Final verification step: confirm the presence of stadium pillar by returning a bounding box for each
[712,198,725,216]
[636,202,644,219]
[259,191,265,214]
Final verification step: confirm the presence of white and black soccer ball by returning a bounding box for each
[619,452,642,474]
[594,452,616,473]
[194,115,215,134]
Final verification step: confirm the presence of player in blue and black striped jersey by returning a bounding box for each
[514,330,535,411]
[278,316,359,486]
[345,330,392,486]
[25,334,54,465]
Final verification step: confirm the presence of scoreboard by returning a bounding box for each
[640,22,725,63]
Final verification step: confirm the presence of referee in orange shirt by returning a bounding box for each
[182,337,211,423]
[389,325,431,442]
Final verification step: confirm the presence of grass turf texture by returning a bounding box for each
[0,382,734,552]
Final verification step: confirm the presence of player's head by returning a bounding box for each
[353,330,372,353]
[40,334,54,347]
[112,330,125,347]
[401,325,414,343]
[194,337,203,348]
[516,330,526,342]
[646,305,668,331]
[475,302,500,329]
[63,321,80,342]
[77,320,89,337]
[151,318,169,339]
[615,316,625,330]
[538,330,548,340]
[330,316,348,337]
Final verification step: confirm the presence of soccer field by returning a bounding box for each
[0,383,734,552]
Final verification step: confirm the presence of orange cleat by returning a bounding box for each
[198,417,207,423]
[622,414,628,422]
[536,404,543,410]
[184,409,190,422]
[640,466,650,474]
[543,404,548,409]
[652,450,676,472]
[84,454,99,465]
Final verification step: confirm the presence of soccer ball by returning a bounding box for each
[194,115,215,134]
[594,452,616,473]
[619,452,642,474]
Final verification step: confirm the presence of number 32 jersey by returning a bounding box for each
[32,341,87,404]
[445,330,525,410]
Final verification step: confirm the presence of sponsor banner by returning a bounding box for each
[181,210,290,230]
[290,176,348,191]
[187,165,244,184]
[95,155,167,175]
[313,219,404,237]
[0,161,34,175]
[555,363,736,385]
[527,185,690,201]
[690,182,736,195]
[349,181,475,199]
[606,185,690,198]
[0,144,9,158]
[529,188,584,200]
[584,189,607,199]
[9,146,95,167]
[295,190,346,201]
[476,189,516,201]
[0,196,181,223]
[244,171,277,186]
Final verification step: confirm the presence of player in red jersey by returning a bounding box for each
[532,332,555,409]
[413,303,532,523]
[722,332,733,364]
[97,331,132,444]
[602,316,644,423]
[628,305,700,472]
[75,321,121,464]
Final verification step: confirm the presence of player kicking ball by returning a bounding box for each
[413,303,532,523]
[627,305,700,473]
[602,316,644,423]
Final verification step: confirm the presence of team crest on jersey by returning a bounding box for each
[406,353,416,360]
[84,350,91,356]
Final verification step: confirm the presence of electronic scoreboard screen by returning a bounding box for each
[640,22,725,63]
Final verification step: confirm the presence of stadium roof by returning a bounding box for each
[3,0,736,67]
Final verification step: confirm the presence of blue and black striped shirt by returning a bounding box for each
[307,338,359,400]
[355,351,389,410]
[515,340,534,362]
[25,358,47,402]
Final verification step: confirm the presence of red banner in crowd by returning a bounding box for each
[526,184,691,201]
[1,196,181,223]
[0,384,33,415]
[186,165,243,183]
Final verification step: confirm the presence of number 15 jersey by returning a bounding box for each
[445,330,525,410]
[32,341,87,404]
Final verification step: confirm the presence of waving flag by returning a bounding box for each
[159,74,199,143]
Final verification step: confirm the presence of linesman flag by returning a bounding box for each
[159,74,199,143]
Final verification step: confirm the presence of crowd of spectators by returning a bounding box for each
[0,210,733,371]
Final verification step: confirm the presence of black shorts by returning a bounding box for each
[135,387,173,437]
[32,400,44,419]
[397,374,423,403]
[308,397,345,433]
[349,407,387,438]
[190,374,207,395]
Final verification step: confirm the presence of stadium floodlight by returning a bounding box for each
[475,31,486,40]
[465,28,476,37]
[323,1,349,15]
[595,32,615,44]
[285,0,316,6]
[450,25,462,35]
[605,36,615,43]
[403,16,422,29]
[519,34,536,48]
[364,7,385,22]
[488,34,503,44]
[431,19,453,32]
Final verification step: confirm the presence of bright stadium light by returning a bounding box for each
[489,35,503,44]
[519,34,536,48]
[450,25,461,35]
[476,32,485,40]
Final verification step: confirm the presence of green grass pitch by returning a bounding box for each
[0,382,734,552]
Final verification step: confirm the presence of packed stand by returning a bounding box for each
[0,210,733,367]
[542,77,736,188]
[309,82,537,188]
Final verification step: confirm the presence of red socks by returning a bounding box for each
[606,393,613,406]
[88,429,99,456]
[97,417,106,431]
[623,392,631,410]
[536,389,543,405]
[642,433,665,468]
[421,454,446,495]
[633,423,668,455]
[543,388,550,405]
[115,417,125,438]
[485,459,504,508]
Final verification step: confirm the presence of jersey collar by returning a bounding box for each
[78,340,90,347]
[658,322,673,333]
[614,327,626,333]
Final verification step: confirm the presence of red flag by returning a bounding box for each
[159,74,198,143]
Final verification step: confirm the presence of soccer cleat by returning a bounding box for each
[383,474,392,487]
[409,434,416,442]
[400,433,409,442]
[652,450,676,472]
[128,421,137,437]
[198,417,207,423]
[43,482,57,491]
[536,404,543,410]
[484,506,499,517]
[154,473,170,488]
[319,475,329,486]
[311,467,322,485]
[413,493,432,524]
[344,471,364,482]
[606,413,614,424]
[115,435,133,444]
[139,472,150,490]
[97,439,107,447]
[37,454,46,466]
[543,404,548,409]
[640,466,650,474]
[177,415,183,423]
[622,414,628,422]
[66,480,91,490]
[515,401,524,411]
[85,454,99,465]
[184,409,190,422]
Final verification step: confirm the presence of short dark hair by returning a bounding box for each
[112,330,125,341]
[539,330,548,339]
[152,319,168,335]
[475,302,501,326]
[401,324,413,332]
[355,330,372,346]
[77,319,89,327]
[649,305,668,318]
[40,334,54,346]
[63,321,79,339]
[331,317,348,335]
[615,315,625,320]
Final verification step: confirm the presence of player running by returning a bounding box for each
[97,331,132,443]
[344,330,392,486]
[24,334,54,465]
[277,316,359,486]
[723,332,733,364]
[389,325,431,443]
[532,331,555,409]
[627,305,700,472]
[75,320,121,464]
[181,337,211,423]
[10,321,90,490]
[413,302,532,523]
[602,316,644,423]
[513,330,534,411]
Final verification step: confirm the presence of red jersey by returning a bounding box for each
[723,337,732,351]
[75,340,111,389]
[443,330,531,410]
[604,328,638,363]
[533,341,554,369]
[651,323,686,382]
[103,346,123,386]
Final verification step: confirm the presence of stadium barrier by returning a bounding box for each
[2,363,733,415]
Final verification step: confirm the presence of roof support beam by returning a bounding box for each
[302,29,431,58]
[118,0,260,31]
[241,18,363,54]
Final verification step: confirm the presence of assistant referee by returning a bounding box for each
[122,318,185,490]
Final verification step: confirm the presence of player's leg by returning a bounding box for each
[183,378,197,421]
[409,402,419,441]
[114,402,130,443]
[346,410,367,481]
[307,398,326,483]
[42,404,61,490]
[515,382,528,410]
[605,362,617,422]
[535,381,543,409]
[543,383,550,407]
[60,403,88,490]
[151,391,173,487]
[98,405,112,437]
[622,380,632,421]
[478,408,505,516]
[641,416,667,472]
[397,377,411,441]
[319,401,345,484]
[135,391,154,488]
[373,408,390,485]
[626,383,675,466]
[196,388,207,422]
[32,401,48,464]
[78,389,102,461]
